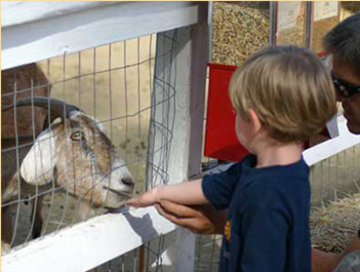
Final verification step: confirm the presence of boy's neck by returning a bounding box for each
[254,141,303,168]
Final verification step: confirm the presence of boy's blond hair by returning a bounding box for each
[229,45,337,143]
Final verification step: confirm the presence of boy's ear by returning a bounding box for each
[248,108,262,133]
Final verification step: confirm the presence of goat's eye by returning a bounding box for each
[71,131,83,141]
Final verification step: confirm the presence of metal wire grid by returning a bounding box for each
[89,30,179,272]
[2,3,360,272]
[310,144,360,207]
[194,2,360,272]
[1,33,159,256]
[142,30,179,272]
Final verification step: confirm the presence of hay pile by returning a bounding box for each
[211,2,269,66]
[310,193,360,253]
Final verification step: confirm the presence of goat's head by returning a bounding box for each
[3,97,134,209]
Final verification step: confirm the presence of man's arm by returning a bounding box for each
[312,234,360,272]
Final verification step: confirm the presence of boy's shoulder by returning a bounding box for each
[237,159,310,210]
[246,171,310,194]
[247,160,310,192]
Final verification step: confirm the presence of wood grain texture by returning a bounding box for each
[2,1,199,70]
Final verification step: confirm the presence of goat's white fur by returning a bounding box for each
[20,129,57,185]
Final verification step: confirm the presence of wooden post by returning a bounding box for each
[145,3,208,272]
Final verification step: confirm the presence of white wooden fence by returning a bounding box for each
[1,2,360,272]
[2,2,208,271]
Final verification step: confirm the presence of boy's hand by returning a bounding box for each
[126,186,162,208]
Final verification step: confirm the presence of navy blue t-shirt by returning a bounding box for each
[202,154,311,272]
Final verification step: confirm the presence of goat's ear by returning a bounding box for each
[20,129,57,185]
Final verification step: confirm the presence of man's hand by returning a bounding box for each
[155,200,227,235]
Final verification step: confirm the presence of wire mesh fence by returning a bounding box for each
[1,33,158,256]
[194,2,360,271]
[1,22,195,272]
[88,30,180,272]
[2,1,360,271]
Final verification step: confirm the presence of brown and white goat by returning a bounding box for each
[2,97,135,252]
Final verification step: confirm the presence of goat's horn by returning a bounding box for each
[1,96,81,121]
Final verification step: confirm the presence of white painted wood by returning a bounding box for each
[1,206,176,272]
[326,114,340,138]
[2,2,205,271]
[145,3,208,271]
[174,5,208,272]
[1,1,199,70]
[1,1,116,28]
[175,228,196,272]
[5,3,356,271]
[146,27,196,272]
[303,114,360,166]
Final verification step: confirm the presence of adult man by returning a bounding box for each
[312,11,360,272]
[154,12,360,272]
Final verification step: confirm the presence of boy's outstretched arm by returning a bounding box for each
[126,179,208,208]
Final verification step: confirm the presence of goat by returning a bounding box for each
[2,96,135,253]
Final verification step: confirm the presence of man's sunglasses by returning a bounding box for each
[331,71,360,98]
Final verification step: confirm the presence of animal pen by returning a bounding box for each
[1,1,360,272]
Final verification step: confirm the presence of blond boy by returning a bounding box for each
[127,45,337,272]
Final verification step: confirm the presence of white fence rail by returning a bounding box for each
[1,207,176,272]
[1,1,200,70]
[303,115,360,166]
[1,1,207,271]
[2,2,360,272]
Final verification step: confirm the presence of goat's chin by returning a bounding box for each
[101,191,132,209]
[103,201,127,210]
[103,203,127,212]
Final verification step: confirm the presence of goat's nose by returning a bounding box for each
[122,177,134,188]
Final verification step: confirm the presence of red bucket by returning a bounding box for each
[204,63,248,162]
